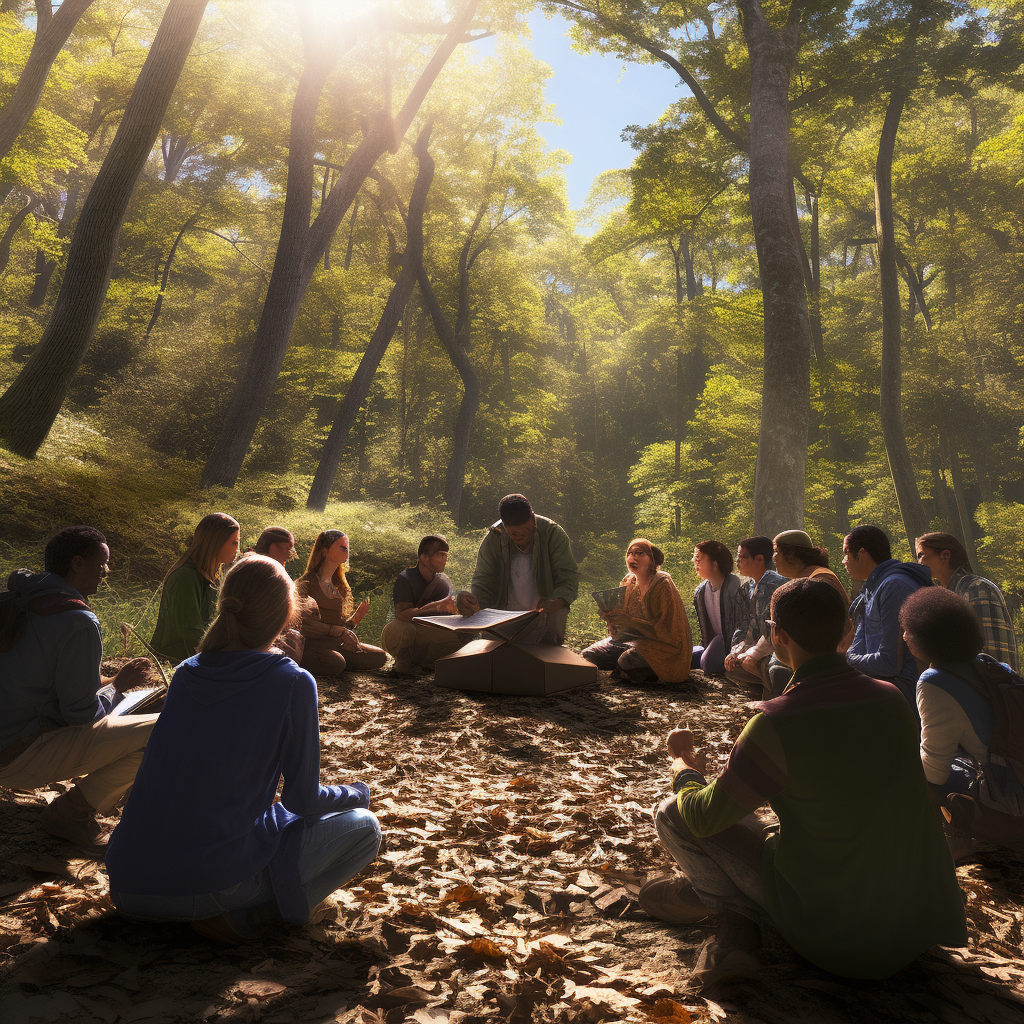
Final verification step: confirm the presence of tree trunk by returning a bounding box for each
[738,0,812,537]
[305,125,434,512]
[417,264,480,527]
[0,0,97,163]
[0,0,209,456]
[144,211,200,338]
[943,431,980,570]
[201,0,479,489]
[28,185,79,308]
[875,73,929,553]
[0,195,37,273]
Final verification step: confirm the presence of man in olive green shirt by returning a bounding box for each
[457,493,580,645]
[640,577,967,989]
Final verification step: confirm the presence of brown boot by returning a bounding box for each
[638,874,710,925]
[687,911,761,990]
[40,787,111,858]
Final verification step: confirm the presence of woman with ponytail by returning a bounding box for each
[582,539,693,683]
[107,555,381,943]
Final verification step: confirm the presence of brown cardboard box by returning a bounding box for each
[434,637,597,695]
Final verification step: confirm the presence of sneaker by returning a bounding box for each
[40,788,110,858]
[638,874,710,925]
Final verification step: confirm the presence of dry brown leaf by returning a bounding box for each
[236,979,287,999]
[643,998,693,1022]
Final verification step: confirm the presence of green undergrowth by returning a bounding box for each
[0,419,613,656]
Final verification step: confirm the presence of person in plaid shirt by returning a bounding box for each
[915,532,1019,671]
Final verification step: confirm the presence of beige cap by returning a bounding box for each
[774,529,814,548]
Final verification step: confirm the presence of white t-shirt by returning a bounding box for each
[508,543,539,611]
[705,583,723,638]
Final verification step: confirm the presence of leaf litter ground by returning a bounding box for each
[3,667,1024,1024]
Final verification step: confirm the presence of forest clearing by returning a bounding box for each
[3,0,1024,1020]
[3,664,1024,1024]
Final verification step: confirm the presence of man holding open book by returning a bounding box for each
[457,494,580,646]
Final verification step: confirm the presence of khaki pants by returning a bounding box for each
[0,714,158,814]
[301,639,387,676]
[380,620,465,669]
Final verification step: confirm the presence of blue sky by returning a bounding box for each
[473,9,684,211]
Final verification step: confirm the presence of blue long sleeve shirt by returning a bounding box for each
[106,650,368,922]
[847,560,931,683]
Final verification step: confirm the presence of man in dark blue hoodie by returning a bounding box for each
[842,525,931,706]
[0,526,155,857]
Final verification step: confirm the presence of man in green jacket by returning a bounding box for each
[640,577,966,989]
[457,494,580,645]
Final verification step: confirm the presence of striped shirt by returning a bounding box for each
[949,568,1019,671]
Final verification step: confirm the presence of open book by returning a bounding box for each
[592,586,627,614]
[413,607,541,641]
[109,686,165,716]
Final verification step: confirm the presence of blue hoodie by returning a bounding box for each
[106,650,368,923]
[847,559,932,686]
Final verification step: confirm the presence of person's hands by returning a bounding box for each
[275,629,305,663]
[536,597,567,616]
[740,653,760,675]
[667,726,708,774]
[724,652,739,671]
[111,657,151,695]
[458,592,480,616]
[352,598,370,626]
[434,595,457,615]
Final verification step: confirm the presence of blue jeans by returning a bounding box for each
[111,808,381,924]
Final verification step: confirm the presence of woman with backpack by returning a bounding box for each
[900,586,1024,861]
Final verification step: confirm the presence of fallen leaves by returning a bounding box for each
[2,668,1024,1023]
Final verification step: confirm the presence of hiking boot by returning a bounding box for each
[686,911,761,990]
[638,874,710,925]
[40,787,110,858]
[390,654,416,677]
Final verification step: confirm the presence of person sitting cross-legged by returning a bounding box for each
[581,539,692,683]
[901,586,1024,861]
[723,536,786,695]
[380,534,466,676]
[0,526,156,857]
[106,555,381,943]
[640,577,966,989]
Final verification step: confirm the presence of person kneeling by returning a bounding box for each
[641,578,966,989]
[106,555,381,943]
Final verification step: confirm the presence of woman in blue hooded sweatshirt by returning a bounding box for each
[107,554,380,942]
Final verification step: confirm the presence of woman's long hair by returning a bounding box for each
[775,542,830,570]
[165,513,239,583]
[200,555,297,652]
[303,529,352,607]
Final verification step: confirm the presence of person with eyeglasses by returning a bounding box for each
[640,577,966,988]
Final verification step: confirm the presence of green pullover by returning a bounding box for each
[151,562,217,663]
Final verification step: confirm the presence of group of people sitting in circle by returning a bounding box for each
[0,490,1020,988]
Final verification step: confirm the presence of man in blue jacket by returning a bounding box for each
[842,524,931,706]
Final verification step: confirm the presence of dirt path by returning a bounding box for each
[2,669,1024,1024]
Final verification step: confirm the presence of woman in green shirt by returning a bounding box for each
[151,513,240,663]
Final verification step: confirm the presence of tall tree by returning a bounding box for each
[0,0,210,456]
[0,0,96,163]
[306,124,434,512]
[200,0,481,489]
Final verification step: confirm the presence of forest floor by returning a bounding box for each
[3,667,1024,1024]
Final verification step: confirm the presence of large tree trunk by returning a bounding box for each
[0,0,97,163]
[305,126,434,512]
[202,0,480,489]
[875,74,928,552]
[738,0,813,537]
[0,0,209,456]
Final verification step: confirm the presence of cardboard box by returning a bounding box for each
[433,637,597,695]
